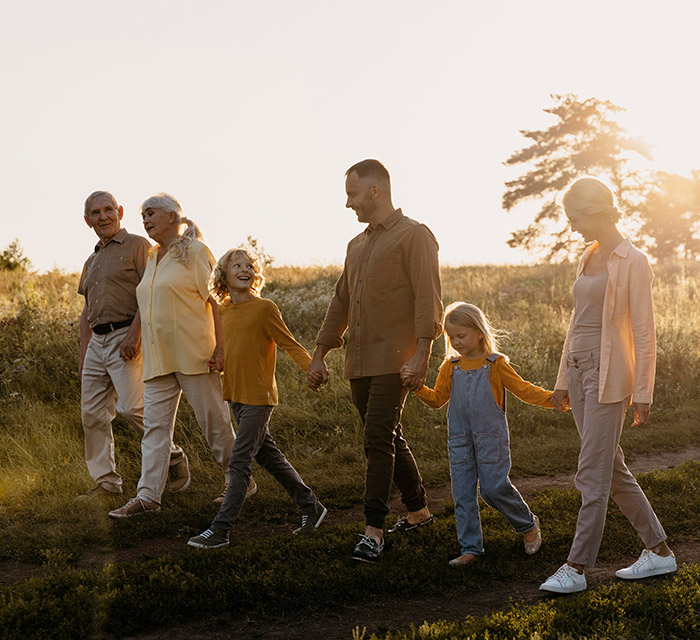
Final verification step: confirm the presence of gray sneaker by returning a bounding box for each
[187,528,230,549]
[293,501,328,534]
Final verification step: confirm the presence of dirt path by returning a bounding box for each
[120,539,700,640]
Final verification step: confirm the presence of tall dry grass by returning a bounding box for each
[1,261,699,561]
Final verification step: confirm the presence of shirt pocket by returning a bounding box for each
[368,246,404,288]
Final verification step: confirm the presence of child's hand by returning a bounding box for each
[208,345,225,372]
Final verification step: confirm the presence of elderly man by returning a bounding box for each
[307,159,443,562]
[78,190,188,498]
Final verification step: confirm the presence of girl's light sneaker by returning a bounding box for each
[539,563,587,594]
[615,549,677,579]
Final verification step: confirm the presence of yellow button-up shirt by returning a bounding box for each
[136,239,216,381]
[555,238,656,404]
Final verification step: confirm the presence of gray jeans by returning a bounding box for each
[211,403,318,533]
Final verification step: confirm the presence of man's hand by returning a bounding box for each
[631,402,650,427]
[551,389,570,412]
[400,338,431,391]
[307,348,330,392]
[119,329,141,362]
[208,345,225,373]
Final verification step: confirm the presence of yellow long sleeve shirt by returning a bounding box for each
[414,354,554,410]
[220,297,311,405]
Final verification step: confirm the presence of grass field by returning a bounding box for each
[1,261,700,638]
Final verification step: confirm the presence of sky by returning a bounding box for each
[2,0,699,273]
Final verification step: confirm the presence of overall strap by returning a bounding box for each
[485,353,505,409]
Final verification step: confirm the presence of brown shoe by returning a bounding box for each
[108,496,161,519]
[448,553,478,567]
[213,477,257,504]
[75,485,122,500]
[166,453,191,493]
[523,514,542,555]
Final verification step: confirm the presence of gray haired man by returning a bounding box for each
[78,191,188,498]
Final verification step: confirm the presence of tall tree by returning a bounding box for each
[503,94,651,260]
[632,171,700,260]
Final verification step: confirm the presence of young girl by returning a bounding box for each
[188,248,326,549]
[413,302,556,567]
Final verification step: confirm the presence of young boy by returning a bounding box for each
[188,248,326,549]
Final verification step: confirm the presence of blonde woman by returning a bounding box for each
[540,178,676,594]
[109,193,237,517]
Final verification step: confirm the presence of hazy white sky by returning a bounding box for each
[2,0,698,272]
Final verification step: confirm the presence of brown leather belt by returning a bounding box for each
[92,319,133,335]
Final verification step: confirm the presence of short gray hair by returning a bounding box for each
[84,191,118,217]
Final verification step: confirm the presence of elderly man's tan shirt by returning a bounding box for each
[78,228,151,328]
[317,209,443,379]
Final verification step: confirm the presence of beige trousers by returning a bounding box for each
[81,327,183,491]
[137,371,235,503]
[566,349,666,567]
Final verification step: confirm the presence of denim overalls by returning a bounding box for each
[447,354,535,556]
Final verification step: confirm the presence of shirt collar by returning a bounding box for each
[579,237,633,272]
[94,227,128,252]
[367,208,403,233]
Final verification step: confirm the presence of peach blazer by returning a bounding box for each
[555,238,656,405]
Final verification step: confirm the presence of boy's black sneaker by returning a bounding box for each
[293,501,328,534]
[187,528,229,549]
[352,534,384,562]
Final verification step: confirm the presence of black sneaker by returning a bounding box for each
[187,528,230,549]
[352,534,384,562]
[387,514,434,534]
[293,501,328,534]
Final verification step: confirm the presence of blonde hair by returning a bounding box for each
[210,248,266,302]
[443,302,500,359]
[139,193,203,265]
[561,177,620,223]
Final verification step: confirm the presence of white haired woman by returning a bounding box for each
[109,193,243,517]
[540,177,676,593]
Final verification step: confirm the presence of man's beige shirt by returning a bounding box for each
[136,239,216,381]
[317,209,443,379]
[78,228,150,328]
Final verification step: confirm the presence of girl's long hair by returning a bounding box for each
[443,301,500,359]
[210,248,266,303]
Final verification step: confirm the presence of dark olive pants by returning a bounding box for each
[350,374,427,529]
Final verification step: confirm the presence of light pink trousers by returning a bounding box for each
[566,349,666,567]
[137,371,235,503]
[81,327,183,491]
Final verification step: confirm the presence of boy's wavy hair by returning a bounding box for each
[443,301,501,359]
[210,248,266,303]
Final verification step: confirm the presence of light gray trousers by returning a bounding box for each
[566,349,666,567]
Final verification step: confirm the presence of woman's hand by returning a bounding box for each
[631,402,650,427]
[208,345,225,372]
[551,389,570,412]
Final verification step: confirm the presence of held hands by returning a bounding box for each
[399,352,429,392]
[631,402,650,427]
[551,389,571,412]
[306,355,330,392]
[208,345,225,373]
[118,331,142,362]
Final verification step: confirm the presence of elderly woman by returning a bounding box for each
[539,177,676,594]
[109,193,237,517]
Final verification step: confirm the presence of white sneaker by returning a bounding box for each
[615,549,677,579]
[539,563,587,594]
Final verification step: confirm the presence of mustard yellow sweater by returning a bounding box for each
[220,297,311,405]
[414,354,553,410]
